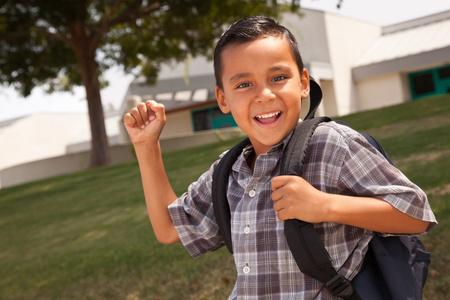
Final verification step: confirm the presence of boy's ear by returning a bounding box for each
[215,86,231,113]
[300,68,310,99]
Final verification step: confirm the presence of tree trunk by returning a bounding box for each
[72,32,111,168]
[84,62,111,168]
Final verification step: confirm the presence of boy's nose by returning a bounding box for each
[255,86,276,103]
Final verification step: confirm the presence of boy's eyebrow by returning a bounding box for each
[228,65,293,83]
[229,72,251,84]
[269,65,293,73]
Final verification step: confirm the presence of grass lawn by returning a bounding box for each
[1,95,449,299]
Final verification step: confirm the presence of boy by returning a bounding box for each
[123,16,437,299]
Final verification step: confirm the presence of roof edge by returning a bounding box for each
[353,46,450,80]
[383,10,450,34]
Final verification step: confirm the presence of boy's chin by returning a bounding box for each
[248,134,288,155]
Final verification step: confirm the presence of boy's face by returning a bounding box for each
[215,36,310,156]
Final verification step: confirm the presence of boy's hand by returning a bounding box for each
[123,100,166,146]
[272,176,430,234]
[271,176,327,223]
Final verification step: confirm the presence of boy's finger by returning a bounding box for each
[123,113,137,127]
[271,188,283,203]
[271,176,288,191]
[137,102,149,123]
[146,100,156,121]
[130,106,146,129]
[147,100,166,122]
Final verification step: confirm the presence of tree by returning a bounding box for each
[0,0,299,168]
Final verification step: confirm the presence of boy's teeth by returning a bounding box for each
[256,112,280,119]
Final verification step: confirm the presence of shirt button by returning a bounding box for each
[243,265,251,274]
[244,225,251,235]
[249,189,256,197]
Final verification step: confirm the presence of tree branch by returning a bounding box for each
[108,1,161,27]
[33,26,70,44]
[89,1,161,53]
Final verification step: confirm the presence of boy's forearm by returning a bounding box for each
[324,194,429,234]
[134,142,180,244]
[272,176,429,234]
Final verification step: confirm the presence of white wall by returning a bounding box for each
[356,73,408,111]
[0,113,90,170]
[0,127,245,189]
[0,112,122,171]
[324,13,381,115]
[161,110,194,138]
[0,144,135,189]
[320,79,338,116]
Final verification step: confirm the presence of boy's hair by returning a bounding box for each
[214,16,305,90]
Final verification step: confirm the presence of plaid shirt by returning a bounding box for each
[168,121,437,300]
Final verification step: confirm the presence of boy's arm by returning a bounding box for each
[272,124,435,235]
[272,176,429,234]
[123,100,180,244]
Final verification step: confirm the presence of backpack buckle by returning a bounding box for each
[325,274,354,298]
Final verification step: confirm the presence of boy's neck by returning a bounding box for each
[246,150,256,172]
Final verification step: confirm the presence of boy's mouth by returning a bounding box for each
[254,111,281,124]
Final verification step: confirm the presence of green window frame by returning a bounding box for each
[191,105,237,132]
[409,64,450,100]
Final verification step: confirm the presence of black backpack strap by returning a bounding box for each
[212,138,250,254]
[211,78,359,299]
[280,117,360,299]
[304,76,322,120]
[211,116,328,254]
[280,117,330,174]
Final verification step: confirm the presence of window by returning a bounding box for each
[192,106,237,132]
[192,109,211,131]
[438,66,450,79]
[411,72,435,96]
[409,65,450,99]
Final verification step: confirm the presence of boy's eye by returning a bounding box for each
[272,75,287,82]
[237,82,252,89]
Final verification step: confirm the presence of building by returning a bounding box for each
[119,8,450,142]
[0,111,133,188]
[2,8,449,188]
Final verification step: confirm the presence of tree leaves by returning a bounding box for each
[1,0,299,93]
[0,0,298,167]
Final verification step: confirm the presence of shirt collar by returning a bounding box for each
[232,125,296,174]
[242,127,294,157]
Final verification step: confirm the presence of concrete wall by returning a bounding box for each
[161,110,194,138]
[0,127,245,189]
[0,144,135,189]
[0,113,90,171]
[356,73,409,111]
[324,13,381,116]
[282,10,331,64]
[320,79,339,117]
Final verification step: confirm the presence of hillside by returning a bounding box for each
[0,95,448,299]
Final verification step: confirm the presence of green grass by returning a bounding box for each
[1,95,449,299]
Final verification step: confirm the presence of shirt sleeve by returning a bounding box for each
[306,122,437,235]
[168,158,225,258]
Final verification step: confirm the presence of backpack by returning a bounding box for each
[211,78,430,300]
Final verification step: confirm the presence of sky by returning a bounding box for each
[1,0,449,122]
